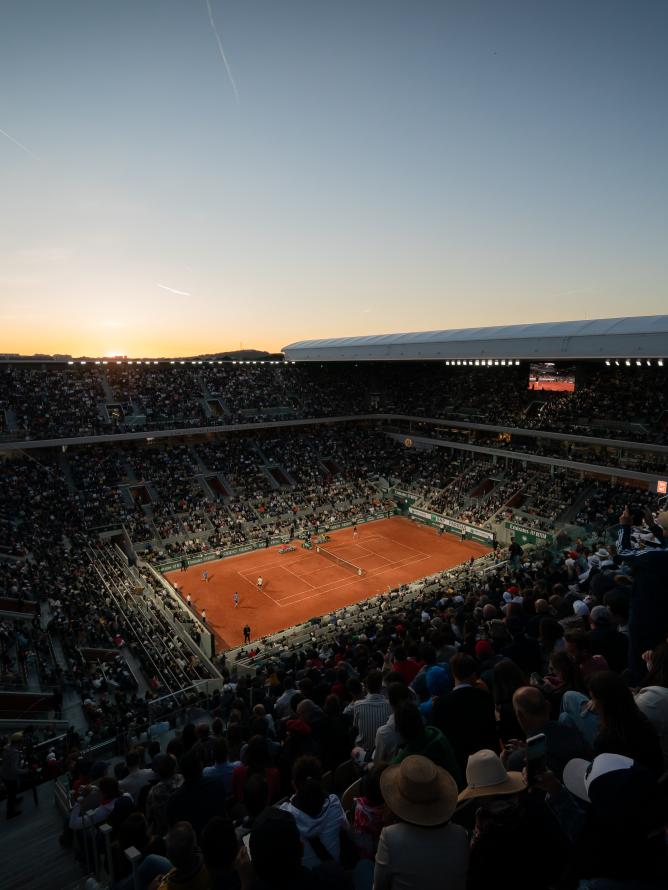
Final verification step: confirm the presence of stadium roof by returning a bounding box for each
[283,315,668,362]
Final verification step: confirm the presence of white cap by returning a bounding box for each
[573,600,590,617]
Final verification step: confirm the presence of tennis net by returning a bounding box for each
[316,545,365,577]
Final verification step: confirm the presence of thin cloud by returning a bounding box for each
[550,286,595,299]
[156,282,192,297]
[204,0,240,103]
[0,127,40,160]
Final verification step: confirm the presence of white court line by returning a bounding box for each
[279,564,318,591]
[235,571,284,606]
[278,553,433,608]
[274,537,427,603]
[276,549,429,604]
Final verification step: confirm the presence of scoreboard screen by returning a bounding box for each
[528,362,575,393]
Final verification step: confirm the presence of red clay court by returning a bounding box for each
[165,516,490,649]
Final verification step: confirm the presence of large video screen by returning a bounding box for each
[528,362,575,393]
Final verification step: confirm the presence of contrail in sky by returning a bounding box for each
[157,283,192,297]
[204,0,240,103]
[0,127,40,160]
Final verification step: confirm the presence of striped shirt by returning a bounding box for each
[353,693,392,750]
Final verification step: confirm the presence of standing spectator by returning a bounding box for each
[430,654,498,776]
[393,701,462,788]
[1,732,27,819]
[146,754,183,837]
[588,605,628,673]
[232,735,281,804]
[353,670,392,751]
[634,642,668,769]
[166,748,227,838]
[280,755,349,870]
[374,755,468,890]
[119,749,156,801]
[373,682,412,764]
[616,506,668,682]
[202,737,241,795]
[588,671,663,776]
[155,822,209,890]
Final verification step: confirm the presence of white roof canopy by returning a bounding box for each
[283,316,668,361]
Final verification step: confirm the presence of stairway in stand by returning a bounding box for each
[0,782,86,890]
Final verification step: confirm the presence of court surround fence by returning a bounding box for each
[408,505,494,544]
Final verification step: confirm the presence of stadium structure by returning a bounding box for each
[1,315,668,886]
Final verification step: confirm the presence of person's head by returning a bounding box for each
[450,652,478,684]
[179,747,203,782]
[249,809,303,886]
[492,659,528,705]
[243,773,270,820]
[604,588,630,627]
[394,701,425,744]
[387,681,411,713]
[323,694,341,718]
[365,669,383,694]
[180,723,197,751]
[588,671,644,737]
[565,630,593,662]
[152,753,177,781]
[512,686,550,735]
[165,822,201,872]
[645,642,668,688]
[244,735,269,773]
[482,603,497,621]
[98,777,120,802]
[539,617,565,652]
[200,816,239,873]
[166,738,184,761]
[549,650,586,693]
[125,750,141,772]
[360,764,386,806]
[393,646,407,664]
[380,755,458,826]
[458,749,526,803]
[212,737,229,765]
[292,755,326,817]
[118,813,149,853]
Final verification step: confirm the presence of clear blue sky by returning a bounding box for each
[1,0,667,355]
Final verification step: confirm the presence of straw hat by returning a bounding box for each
[380,755,458,826]
[458,749,527,801]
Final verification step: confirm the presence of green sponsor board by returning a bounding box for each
[505,522,553,546]
[408,507,494,545]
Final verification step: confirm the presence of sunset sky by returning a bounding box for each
[2,1,667,357]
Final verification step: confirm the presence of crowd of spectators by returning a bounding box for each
[3,362,668,448]
[30,501,668,889]
[2,373,668,887]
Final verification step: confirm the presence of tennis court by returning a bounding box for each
[164,516,490,649]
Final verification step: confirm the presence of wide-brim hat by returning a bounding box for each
[380,755,458,826]
[458,749,527,801]
[563,753,634,802]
